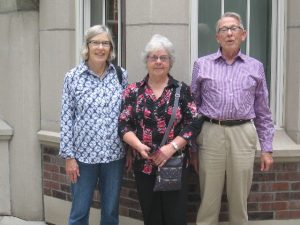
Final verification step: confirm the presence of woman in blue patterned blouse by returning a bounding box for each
[59,25,128,225]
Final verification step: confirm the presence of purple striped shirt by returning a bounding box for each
[191,49,274,152]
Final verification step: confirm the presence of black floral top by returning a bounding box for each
[118,75,202,174]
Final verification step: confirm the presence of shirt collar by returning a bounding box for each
[213,48,245,63]
[140,74,179,88]
[77,61,114,77]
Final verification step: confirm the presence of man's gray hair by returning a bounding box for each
[216,12,245,32]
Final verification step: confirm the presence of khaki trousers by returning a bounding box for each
[196,121,257,225]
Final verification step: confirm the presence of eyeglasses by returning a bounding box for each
[88,40,111,48]
[218,26,243,34]
[147,55,170,62]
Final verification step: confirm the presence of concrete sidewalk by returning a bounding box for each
[0,217,47,225]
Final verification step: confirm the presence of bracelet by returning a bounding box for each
[170,142,179,151]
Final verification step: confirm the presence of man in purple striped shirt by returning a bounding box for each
[191,12,275,225]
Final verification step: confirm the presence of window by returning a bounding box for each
[190,0,285,128]
[76,0,125,65]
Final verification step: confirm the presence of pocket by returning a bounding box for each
[245,121,258,149]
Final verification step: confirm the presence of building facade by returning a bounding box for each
[1,0,300,224]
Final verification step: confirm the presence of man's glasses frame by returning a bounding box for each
[218,26,243,34]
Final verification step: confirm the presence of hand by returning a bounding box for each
[260,152,273,171]
[150,144,175,167]
[136,142,151,159]
[190,151,199,174]
[125,148,133,173]
[66,158,80,183]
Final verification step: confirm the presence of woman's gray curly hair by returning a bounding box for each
[141,34,175,68]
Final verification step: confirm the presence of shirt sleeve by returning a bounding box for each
[178,83,204,142]
[118,84,136,139]
[191,60,202,111]
[253,63,275,152]
[59,73,76,159]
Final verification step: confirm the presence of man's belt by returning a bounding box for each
[203,116,251,126]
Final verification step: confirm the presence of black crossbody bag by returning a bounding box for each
[153,82,184,192]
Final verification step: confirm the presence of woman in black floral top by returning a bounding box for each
[118,34,203,225]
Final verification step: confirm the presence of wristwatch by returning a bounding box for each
[170,142,179,151]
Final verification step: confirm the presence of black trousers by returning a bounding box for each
[134,167,188,225]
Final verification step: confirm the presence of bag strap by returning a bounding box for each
[160,82,182,146]
[115,65,123,85]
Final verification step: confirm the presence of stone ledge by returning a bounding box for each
[38,129,300,161]
[37,130,59,148]
[0,119,13,141]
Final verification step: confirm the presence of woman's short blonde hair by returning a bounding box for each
[81,25,116,61]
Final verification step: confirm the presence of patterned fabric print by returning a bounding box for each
[119,75,202,174]
[60,62,128,164]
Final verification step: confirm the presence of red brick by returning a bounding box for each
[276,173,288,181]
[43,163,59,173]
[52,190,67,200]
[119,206,129,217]
[272,163,298,172]
[290,192,300,200]
[43,171,52,179]
[291,182,300,190]
[247,202,258,211]
[277,172,300,181]
[43,188,51,196]
[60,166,66,174]
[43,155,51,162]
[272,182,289,191]
[43,180,59,190]
[52,173,67,183]
[290,210,300,219]
[60,184,70,193]
[289,201,300,210]
[273,202,288,210]
[275,192,290,201]
[93,190,100,201]
[248,212,273,220]
[253,173,275,182]
[120,187,130,197]
[259,202,273,211]
[248,193,274,202]
[260,183,272,192]
[119,197,140,209]
[275,210,290,219]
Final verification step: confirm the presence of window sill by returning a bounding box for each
[256,129,300,162]
[37,129,300,161]
[37,130,60,148]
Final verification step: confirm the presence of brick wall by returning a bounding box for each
[42,146,300,223]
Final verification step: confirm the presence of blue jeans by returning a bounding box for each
[68,158,125,225]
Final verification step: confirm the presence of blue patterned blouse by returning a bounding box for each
[59,62,128,164]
